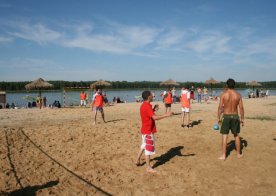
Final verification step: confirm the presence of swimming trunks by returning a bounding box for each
[140,134,155,155]
[220,114,240,135]
[93,106,103,112]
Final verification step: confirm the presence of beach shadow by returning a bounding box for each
[136,162,146,167]
[20,128,112,196]
[173,112,182,116]
[7,180,59,196]
[226,137,248,158]
[190,120,202,127]
[152,146,195,169]
[5,130,23,189]
[105,119,126,123]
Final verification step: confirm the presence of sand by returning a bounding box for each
[1,96,276,195]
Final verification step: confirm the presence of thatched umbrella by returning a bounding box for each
[25,78,53,109]
[90,80,112,89]
[204,77,220,95]
[246,80,262,91]
[160,79,180,87]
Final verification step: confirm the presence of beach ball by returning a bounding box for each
[213,124,219,130]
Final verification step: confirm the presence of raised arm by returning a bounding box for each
[152,112,173,120]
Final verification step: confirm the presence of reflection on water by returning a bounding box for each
[5,89,275,107]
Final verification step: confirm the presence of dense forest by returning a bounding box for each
[0,80,276,91]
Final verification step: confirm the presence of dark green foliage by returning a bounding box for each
[0,80,275,91]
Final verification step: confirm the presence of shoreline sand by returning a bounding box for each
[1,96,276,195]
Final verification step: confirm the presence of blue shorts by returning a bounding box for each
[93,107,103,112]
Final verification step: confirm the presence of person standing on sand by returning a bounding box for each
[203,87,208,103]
[164,89,173,113]
[197,87,202,104]
[136,91,173,173]
[80,91,87,107]
[91,89,106,125]
[180,86,191,128]
[217,78,244,160]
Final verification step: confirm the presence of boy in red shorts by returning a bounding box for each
[136,91,173,173]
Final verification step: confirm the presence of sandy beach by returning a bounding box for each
[1,96,276,195]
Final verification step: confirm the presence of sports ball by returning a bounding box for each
[213,124,220,130]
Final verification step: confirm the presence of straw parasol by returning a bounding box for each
[246,80,262,91]
[25,78,53,109]
[204,77,220,95]
[160,79,180,87]
[90,80,112,89]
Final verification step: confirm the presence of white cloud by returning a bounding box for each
[1,18,276,71]
[64,34,130,54]
[0,36,13,43]
[185,32,232,54]
[155,29,185,50]
[63,23,160,54]
[0,58,63,71]
[0,57,117,81]
[115,25,159,48]
[8,22,62,45]
[243,38,276,56]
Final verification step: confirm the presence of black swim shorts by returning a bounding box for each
[220,114,240,135]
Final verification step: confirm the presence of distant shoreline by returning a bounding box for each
[3,87,276,93]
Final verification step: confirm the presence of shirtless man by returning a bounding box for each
[217,78,244,160]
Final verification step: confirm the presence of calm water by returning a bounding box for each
[4,88,275,108]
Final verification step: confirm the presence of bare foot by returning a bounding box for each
[237,154,243,159]
[135,160,141,166]
[218,156,226,160]
[146,167,156,173]
[92,122,96,125]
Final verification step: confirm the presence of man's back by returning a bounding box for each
[217,78,244,160]
[221,89,241,114]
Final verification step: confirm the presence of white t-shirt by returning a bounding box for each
[92,92,98,101]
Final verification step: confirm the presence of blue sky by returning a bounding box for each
[0,0,276,82]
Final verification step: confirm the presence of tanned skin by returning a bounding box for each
[217,87,244,160]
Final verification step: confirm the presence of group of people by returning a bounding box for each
[27,95,47,109]
[4,102,16,109]
[80,91,113,108]
[161,86,216,106]
[160,86,192,128]
[136,78,245,173]
[88,79,245,173]
[248,89,269,98]
[81,89,130,125]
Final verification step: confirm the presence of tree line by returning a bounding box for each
[0,80,275,91]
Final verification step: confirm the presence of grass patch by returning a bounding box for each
[246,116,275,121]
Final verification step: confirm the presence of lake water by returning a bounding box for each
[4,88,275,108]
